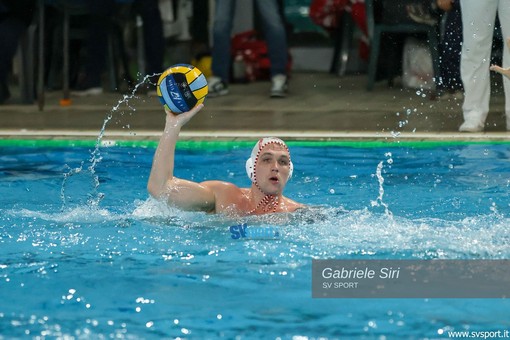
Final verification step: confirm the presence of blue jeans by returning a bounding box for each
[211,0,288,82]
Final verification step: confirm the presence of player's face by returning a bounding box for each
[255,144,291,195]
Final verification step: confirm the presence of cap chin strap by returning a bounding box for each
[247,194,279,215]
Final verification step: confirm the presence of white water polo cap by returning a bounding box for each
[245,137,293,183]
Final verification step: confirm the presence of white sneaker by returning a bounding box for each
[451,91,464,101]
[208,76,229,97]
[437,90,463,101]
[270,74,288,98]
[459,121,484,132]
[71,87,103,97]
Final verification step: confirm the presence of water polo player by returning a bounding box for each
[147,104,304,215]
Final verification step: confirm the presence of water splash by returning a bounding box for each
[14,206,116,223]
[5,203,510,259]
[59,73,161,211]
[60,162,84,208]
[370,152,393,217]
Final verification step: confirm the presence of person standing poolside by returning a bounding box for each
[72,0,164,96]
[458,0,510,132]
[0,0,36,104]
[147,104,304,215]
[208,0,289,98]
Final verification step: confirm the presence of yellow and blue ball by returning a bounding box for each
[157,64,208,114]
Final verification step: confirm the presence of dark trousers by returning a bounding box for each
[0,0,36,101]
[84,0,164,86]
[439,4,463,91]
[0,16,26,89]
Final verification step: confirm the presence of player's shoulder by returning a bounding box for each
[283,197,306,211]
[200,180,243,193]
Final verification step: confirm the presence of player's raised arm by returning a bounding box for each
[147,105,215,212]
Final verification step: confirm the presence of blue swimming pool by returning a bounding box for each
[1,141,509,338]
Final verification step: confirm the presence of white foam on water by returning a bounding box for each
[12,206,118,224]
[286,207,510,259]
[130,197,245,229]
[131,197,183,219]
[4,196,509,259]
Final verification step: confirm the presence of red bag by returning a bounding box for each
[310,0,369,60]
[309,0,349,30]
[230,30,292,82]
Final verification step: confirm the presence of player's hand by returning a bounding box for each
[490,38,510,80]
[436,0,453,11]
[165,104,204,128]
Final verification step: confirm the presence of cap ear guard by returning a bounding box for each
[246,157,255,182]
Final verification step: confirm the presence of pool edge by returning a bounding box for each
[1,129,509,148]
[1,129,510,142]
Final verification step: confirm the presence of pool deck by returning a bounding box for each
[1,72,509,142]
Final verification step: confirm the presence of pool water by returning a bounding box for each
[1,142,509,339]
